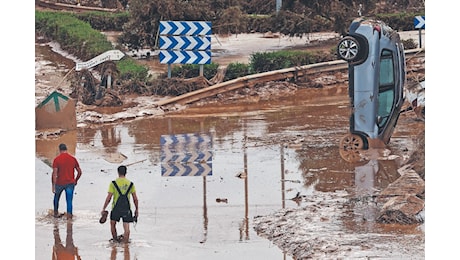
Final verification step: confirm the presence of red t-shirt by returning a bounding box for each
[52,153,80,185]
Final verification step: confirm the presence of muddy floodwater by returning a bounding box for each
[35,37,425,259]
[35,92,424,259]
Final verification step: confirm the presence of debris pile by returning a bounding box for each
[68,62,214,108]
[375,131,425,224]
[252,131,425,258]
[376,166,425,224]
[253,190,425,259]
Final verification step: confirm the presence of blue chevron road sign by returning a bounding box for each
[159,21,212,65]
[159,21,211,36]
[159,50,211,64]
[414,16,425,29]
[160,133,213,177]
[159,35,211,50]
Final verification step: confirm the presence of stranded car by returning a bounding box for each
[337,18,406,154]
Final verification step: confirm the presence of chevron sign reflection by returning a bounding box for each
[160,133,213,177]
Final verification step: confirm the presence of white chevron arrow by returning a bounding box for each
[176,22,186,35]
[159,50,211,64]
[161,22,172,34]
[414,16,425,29]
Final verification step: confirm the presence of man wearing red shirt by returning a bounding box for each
[52,143,83,219]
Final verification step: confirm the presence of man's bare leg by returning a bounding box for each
[110,220,118,240]
[122,222,130,243]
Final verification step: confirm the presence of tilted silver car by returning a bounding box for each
[337,18,406,154]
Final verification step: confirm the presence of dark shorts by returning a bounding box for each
[110,209,134,223]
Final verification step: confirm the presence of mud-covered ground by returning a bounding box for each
[35,31,425,126]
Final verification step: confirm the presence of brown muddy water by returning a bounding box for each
[35,94,425,259]
[35,39,425,259]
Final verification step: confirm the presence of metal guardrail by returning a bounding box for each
[37,0,119,12]
[156,48,425,106]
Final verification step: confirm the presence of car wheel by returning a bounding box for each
[337,36,360,62]
[339,133,365,150]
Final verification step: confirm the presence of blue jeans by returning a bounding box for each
[54,183,75,215]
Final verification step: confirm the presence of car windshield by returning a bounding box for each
[377,49,395,129]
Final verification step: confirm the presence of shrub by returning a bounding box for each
[224,62,252,81]
[170,63,219,79]
[250,50,317,73]
[116,58,149,80]
[75,11,129,31]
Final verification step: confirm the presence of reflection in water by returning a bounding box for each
[280,144,286,208]
[352,159,380,227]
[343,158,402,233]
[36,131,77,165]
[240,130,249,241]
[110,243,130,260]
[301,146,356,192]
[355,159,379,195]
[100,125,122,154]
[52,220,80,260]
[339,147,363,163]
